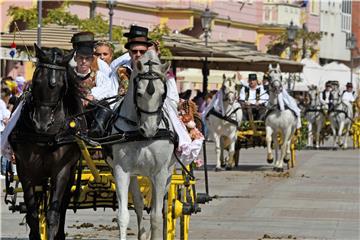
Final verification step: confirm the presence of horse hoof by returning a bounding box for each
[267,158,274,164]
[215,167,224,172]
[275,167,284,172]
[225,165,233,171]
[284,158,290,164]
[220,163,226,168]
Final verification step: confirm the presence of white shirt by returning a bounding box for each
[91,70,117,100]
[239,85,268,105]
[342,91,356,103]
[0,99,11,132]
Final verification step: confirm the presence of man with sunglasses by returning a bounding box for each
[110,25,153,96]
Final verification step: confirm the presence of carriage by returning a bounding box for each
[3,47,211,240]
[4,131,208,240]
[206,67,299,172]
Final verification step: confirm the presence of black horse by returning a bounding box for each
[9,44,84,240]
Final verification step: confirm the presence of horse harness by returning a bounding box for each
[207,106,241,127]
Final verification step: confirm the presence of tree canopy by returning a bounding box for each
[7,3,172,58]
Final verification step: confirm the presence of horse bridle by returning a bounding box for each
[31,55,68,128]
[133,66,167,117]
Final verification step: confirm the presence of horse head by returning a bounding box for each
[307,85,319,107]
[221,74,238,105]
[133,49,170,137]
[331,88,341,105]
[31,44,74,133]
[268,64,283,96]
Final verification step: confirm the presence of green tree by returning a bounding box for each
[149,24,172,58]
[266,28,322,59]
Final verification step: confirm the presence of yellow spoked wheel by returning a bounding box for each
[163,182,177,240]
[179,184,195,240]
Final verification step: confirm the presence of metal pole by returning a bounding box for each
[350,50,353,85]
[202,30,209,94]
[37,0,42,48]
[109,4,114,41]
[288,46,292,90]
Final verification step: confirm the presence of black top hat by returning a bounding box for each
[71,32,97,45]
[248,73,257,81]
[124,25,152,49]
[76,44,94,56]
[346,82,353,87]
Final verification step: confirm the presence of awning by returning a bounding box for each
[1,24,303,72]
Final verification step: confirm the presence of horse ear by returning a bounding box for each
[223,74,226,80]
[34,43,47,60]
[62,49,75,65]
[161,61,171,73]
[232,74,236,80]
[276,64,281,71]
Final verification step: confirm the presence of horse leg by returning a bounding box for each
[21,179,40,240]
[337,121,345,148]
[214,133,223,171]
[265,126,274,164]
[47,163,74,240]
[330,123,337,149]
[113,165,131,240]
[282,127,294,170]
[150,169,168,240]
[129,176,146,240]
[225,138,236,170]
[307,122,313,147]
[343,123,351,149]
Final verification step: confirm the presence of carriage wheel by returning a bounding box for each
[163,183,177,240]
[180,182,197,240]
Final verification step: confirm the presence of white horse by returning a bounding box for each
[304,85,326,148]
[110,50,174,240]
[329,88,353,149]
[205,74,242,171]
[265,64,297,171]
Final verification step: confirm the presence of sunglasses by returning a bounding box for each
[130,49,146,55]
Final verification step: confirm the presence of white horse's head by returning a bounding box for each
[221,73,239,105]
[307,85,319,107]
[331,88,341,105]
[133,50,170,137]
[268,64,283,95]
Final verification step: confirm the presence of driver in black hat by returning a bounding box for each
[71,32,117,137]
[239,73,268,120]
[342,82,356,104]
[111,25,153,96]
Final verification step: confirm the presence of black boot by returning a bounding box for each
[88,107,113,138]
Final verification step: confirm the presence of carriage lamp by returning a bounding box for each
[108,0,116,41]
[346,33,357,85]
[201,7,215,94]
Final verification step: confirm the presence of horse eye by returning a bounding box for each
[137,92,142,98]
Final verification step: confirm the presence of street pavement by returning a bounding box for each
[1,143,359,240]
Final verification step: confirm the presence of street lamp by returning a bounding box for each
[286,20,298,90]
[201,7,215,94]
[346,33,357,85]
[286,20,298,60]
[108,0,116,41]
[302,23,308,59]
